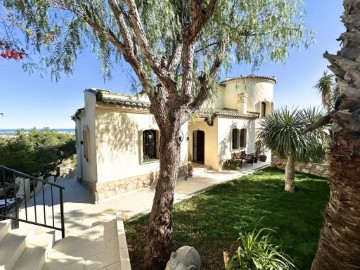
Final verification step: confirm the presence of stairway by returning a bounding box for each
[0,214,131,270]
[0,219,54,270]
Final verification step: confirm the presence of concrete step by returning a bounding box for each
[44,219,121,270]
[13,231,55,270]
[0,224,34,270]
[0,220,11,241]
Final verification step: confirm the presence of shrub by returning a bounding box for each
[224,159,242,170]
[226,228,295,270]
[0,128,76,176]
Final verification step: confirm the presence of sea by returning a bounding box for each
[0,129,75,134]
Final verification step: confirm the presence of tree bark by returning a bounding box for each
[311,134,360,269]
[312,0,360,268]
[145,126,181,269]
[284,155,295,192]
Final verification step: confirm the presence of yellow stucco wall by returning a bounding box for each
[188,77,274,171]
[188,118,219,170]
[188,116,256,171]
[219,78,275,114]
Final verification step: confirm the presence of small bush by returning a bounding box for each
[0,128,76,176]
[226,228,295,270]
[224,159,242,170]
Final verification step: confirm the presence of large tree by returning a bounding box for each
[2,0,311,268]
[310,1,360,269]
[258,107,327,192]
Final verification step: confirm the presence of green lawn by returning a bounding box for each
[125,167,329,269]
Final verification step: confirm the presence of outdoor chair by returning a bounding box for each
[231,151,255,167]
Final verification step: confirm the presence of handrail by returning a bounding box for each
[0,164,65,238]
[0,165,65,189]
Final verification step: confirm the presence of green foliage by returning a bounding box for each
[258,107,328,163]
[313,71,339,111]
[3,0,312,86]
[226,228,295,270]
[0,128,76,176]
[225,159,242,170]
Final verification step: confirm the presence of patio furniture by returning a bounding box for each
[231,151,255,167]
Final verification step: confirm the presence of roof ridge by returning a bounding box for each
[220,75,276,84]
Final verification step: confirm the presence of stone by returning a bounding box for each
[165,246,201,270]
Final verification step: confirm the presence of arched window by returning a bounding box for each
[143,129,158,161]
[261,102,267,117]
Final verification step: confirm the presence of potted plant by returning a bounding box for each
[255,140,267,162]
[259,154,267,162]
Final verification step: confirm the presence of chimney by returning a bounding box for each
[237,93,248,114]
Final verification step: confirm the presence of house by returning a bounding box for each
[73,75,275,202]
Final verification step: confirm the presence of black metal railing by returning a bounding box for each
[0,165,65,238]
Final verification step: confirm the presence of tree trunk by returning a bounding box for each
[311,134,360,269]
[284,155,295,192]
[145,127,181,269]
[312,0,360,268]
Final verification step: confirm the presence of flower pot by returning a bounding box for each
[259,155,267,162]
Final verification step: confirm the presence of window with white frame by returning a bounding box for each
[143,129,159,162]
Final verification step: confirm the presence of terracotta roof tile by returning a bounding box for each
[219,75,276,84]
[197,109,259,118]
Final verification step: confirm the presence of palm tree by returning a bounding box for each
[314,71,335,114]
[258,107,327,192]
[313,71,340,119]
[311,1,360,268]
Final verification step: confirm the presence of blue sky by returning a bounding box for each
[0,0,344,129]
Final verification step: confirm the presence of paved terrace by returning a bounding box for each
[20,161,270,238]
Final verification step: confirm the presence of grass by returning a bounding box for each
[125,167,329,269]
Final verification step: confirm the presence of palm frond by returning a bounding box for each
[258,106,328,163]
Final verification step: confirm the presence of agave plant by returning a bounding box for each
[258,107,328,192]
[226,228,295,270]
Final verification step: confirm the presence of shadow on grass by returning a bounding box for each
[125,167,329,270]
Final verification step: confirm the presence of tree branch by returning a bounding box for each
[124,0,158,66]
[80,4,125,53]
[175,0,219,106]
[302,114,331,134]
[80,3,154,98]
[195,41,220,54]
[185,41,224,118]
[108,0,134,55]
[181,41,195,102]
[168,42,183,74]
[185,0,218,43]
[124,0,177,95]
